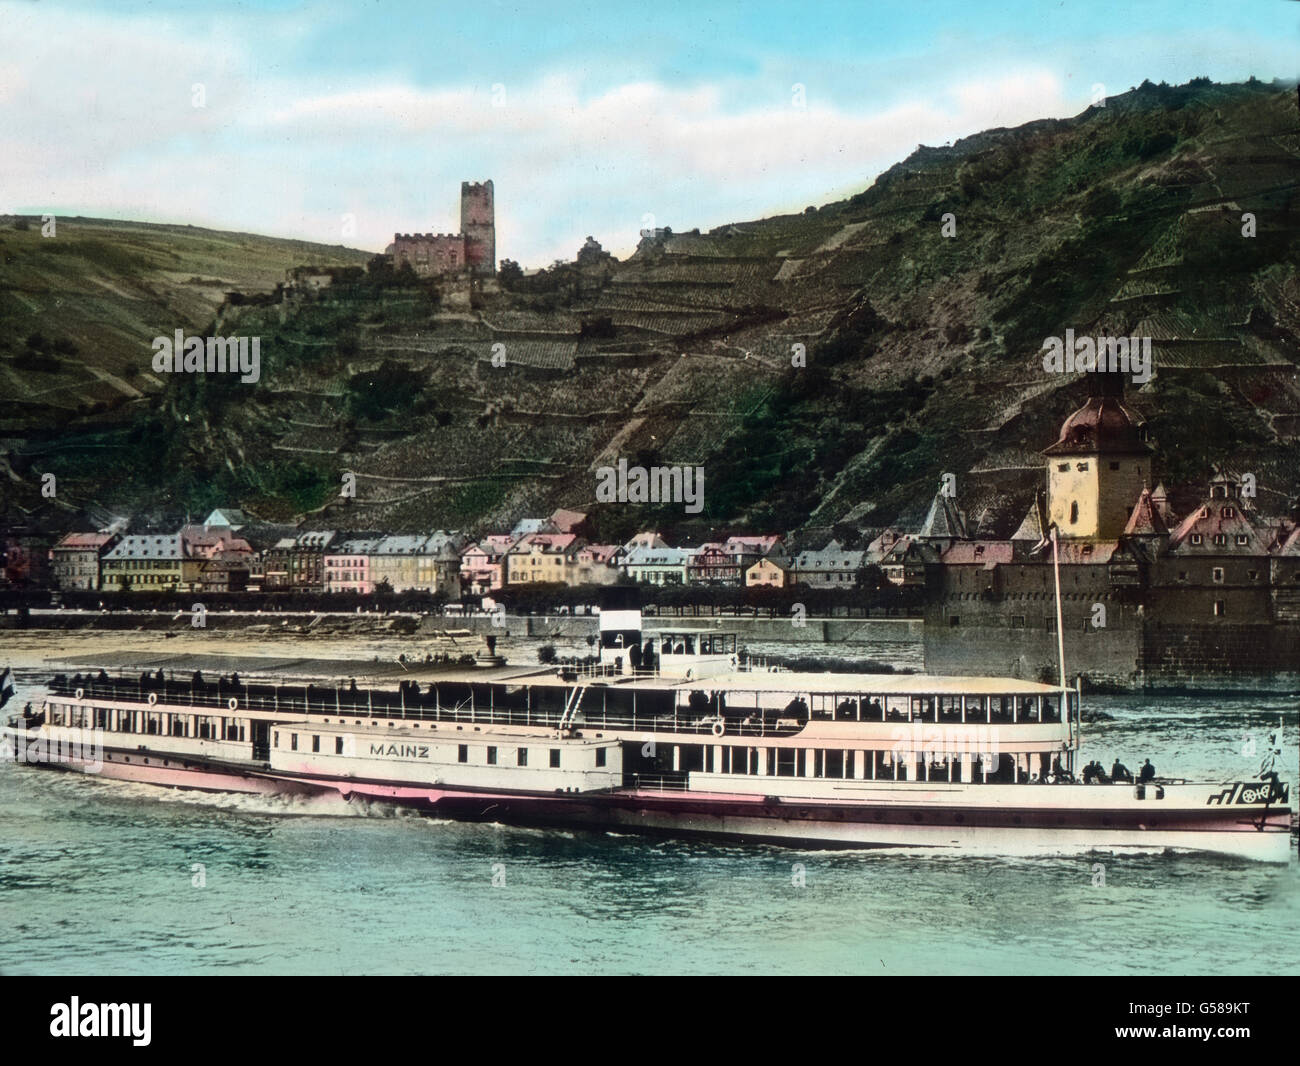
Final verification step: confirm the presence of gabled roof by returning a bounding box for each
[548,508,588,534]
[1010,496,1047,543]
[1168,498,1271,555]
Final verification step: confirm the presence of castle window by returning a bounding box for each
[949,616,960,627]
[1076,462,1089,472]
[1236,535,1248,546]
[1058,464,1069,472]
[1248,570,1259,580]
[1213,534,1227,546]
[1069,502,1079,525]
[1190,534,1203,545]
[1212,567,1224,583]
[1212,485,1226,498]
[1110,461,1120,471]
[1213,601,1225,617]
[1223,507,1235,518]
[1010,615,1025,629]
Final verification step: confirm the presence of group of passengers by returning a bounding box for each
[1081,758,1156,784]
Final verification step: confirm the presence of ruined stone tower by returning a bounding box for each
[460,180,495,277]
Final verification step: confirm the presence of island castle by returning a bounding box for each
[920,373,1300,691]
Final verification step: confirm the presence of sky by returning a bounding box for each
[1,0,1297,266]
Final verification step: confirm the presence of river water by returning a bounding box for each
[0,634,1296,975]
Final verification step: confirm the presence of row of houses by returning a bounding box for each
[15,505,915,597]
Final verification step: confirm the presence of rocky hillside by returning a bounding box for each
[4,78,1299,542]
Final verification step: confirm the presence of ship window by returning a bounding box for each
[774,748,794,776]
[458,744,468,763]
[486,746,497,765]
[550,749,561,768]
[825,749,845,779]
[596,747,607,767]
[274,731,279,747]
[291,734,298,751]
[336,737,344,755]
[517,748,528,767]
[312,735,320,753]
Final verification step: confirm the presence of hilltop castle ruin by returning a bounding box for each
[390,180,495,278]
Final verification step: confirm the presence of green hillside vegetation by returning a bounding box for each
[3,78,1298,539]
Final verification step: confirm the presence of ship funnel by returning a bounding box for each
[598,586,642,674]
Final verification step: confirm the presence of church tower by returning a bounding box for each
[460,180,495,277]
[1043,373,1151,540]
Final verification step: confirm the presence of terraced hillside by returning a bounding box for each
[4,79,1299,539]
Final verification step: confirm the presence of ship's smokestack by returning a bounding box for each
[598,586,642,674]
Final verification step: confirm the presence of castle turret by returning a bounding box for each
[460,180,495,276]
[1043,373,1151,539]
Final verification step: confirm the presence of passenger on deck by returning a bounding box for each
[230,672,241,689]
[836,699,856,721]
[867,698,884,720]
[1111,759,1134,784]
[97,669,109,683]
[1138,759,1155,784]
[155,668,166,684]
[192,670,204,688]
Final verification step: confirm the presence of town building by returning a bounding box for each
[505,533,580,586]
[746,553,792,588]
[49,532,118,591]
[263,531,337,592]
[791,539,865,587]
[620,546,695,585]
[324,537,384,594]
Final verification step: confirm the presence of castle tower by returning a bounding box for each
[1043,372,1151,540]
[460,180,495,277]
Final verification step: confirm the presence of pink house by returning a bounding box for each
[460,535,515,595]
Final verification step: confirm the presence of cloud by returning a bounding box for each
[1,2,1293,267]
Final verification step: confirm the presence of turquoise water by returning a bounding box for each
[1,690,1296,975]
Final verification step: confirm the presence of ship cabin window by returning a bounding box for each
[550,749,561,768]
[336,737,344,755]
[486,746,498,765]
[938,695,962,722]
[910,697,936,723]
[290,734,298,751]
[458,744,468,763]
[517,748,528,767]
[885,696,908,721]
[963,696,987,723]
[311,735,320,753]
[775,749,797,776]
[274,731,279,747]
[595,748,606,767]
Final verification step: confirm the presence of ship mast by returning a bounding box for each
[1049,524,1077,760]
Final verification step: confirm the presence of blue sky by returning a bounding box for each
[2,1,1297,265]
